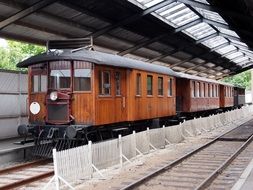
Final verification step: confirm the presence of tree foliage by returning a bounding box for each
[0,40,45,70]
[222,70,251,90]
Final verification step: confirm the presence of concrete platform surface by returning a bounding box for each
[219,124,253,141]
[0,137,33,154]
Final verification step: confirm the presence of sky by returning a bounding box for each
[0,38,7,48]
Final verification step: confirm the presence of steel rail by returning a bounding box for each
[0,170,54,190]
[0,158,51,175]
[119,124,243,190]
[0,159,53,190]
[195,133,253,190]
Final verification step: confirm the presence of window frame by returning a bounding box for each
[147,74,153,96]
[158,76,164,96]
[136,73,142,96]
[115,71,121,96]
[168,78,173,97]
[73,61,92,93]
[99,70,111,96]
[30,63,48,93]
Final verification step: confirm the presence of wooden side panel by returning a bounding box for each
[71,93,94,125]
[127,70,176,121]
[29,93,46,123]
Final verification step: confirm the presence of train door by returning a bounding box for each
[95,67,127,125]
[114,69,127,122]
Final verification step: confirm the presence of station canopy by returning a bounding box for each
[0,0,253,79]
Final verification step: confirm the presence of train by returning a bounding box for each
[16,39,245,154]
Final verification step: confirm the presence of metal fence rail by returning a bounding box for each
[46,106,253,190]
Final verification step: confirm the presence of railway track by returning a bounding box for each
[120,123,253,190]
[0,159,54,190]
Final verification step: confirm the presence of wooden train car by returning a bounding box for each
[176,73,220,114]
[219,83,234,108]
[234,86,245,107]
[17,48,177,141]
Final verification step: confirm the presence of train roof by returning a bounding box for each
[17,49,178,77]
[177,73,234,87]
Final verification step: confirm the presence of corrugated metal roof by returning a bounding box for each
[0,0,252,80]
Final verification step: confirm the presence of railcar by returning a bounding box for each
[234,86,245,108]
[17,40,177,149]
[176,73,220,116]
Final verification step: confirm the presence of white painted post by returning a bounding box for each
[132,131,138,156]
[119,134,123,168]
[88,141,93,178]
[53,149,60,190]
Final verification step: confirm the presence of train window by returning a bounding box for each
[147,75,153,95]
[216,85,218,97]
[115,72,121,96]
[212,85,215,97]
[196,82,200,98]
[203,83,206,97]
[158,77,163,96]
[136,73,141,96]
[99,71,111,95]
[31,64,47,92]
[192,81,195,97]
[208,84,211,97]
[168,78,173,96]
[74,62,91,91]
[49,61,71,89]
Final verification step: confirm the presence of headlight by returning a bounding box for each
[50,91,58,101]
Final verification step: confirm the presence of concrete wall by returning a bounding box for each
[0,70,28,139]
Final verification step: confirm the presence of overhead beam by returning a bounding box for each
[118,18,202,56]
[83,0,176,38]
[177,0,253,25]
[196,32,218,44]
[0,0,58,30]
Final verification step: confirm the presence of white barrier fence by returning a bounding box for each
[44,106,253,190]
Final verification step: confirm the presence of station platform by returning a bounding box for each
[0,137,34,164]
[232,157,253,190]
[0,137,33,154]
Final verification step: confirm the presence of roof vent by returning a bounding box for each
[46,37,93,52]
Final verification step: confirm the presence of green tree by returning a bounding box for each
[222,70,251,90]
[0,40,45,70]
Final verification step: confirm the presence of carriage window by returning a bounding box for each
[196,82,200,98]
[115,72,121,96]
[168,78,173,96]
[208,84,211,97]
[136,73,141,96]
[74,61,91,91]
[147,75,153,95]
[203,83,206,97]
[158,77,163,96]
[99,71,111,95]
[216,85,218,97]
[31,64,47,92]
[212,85,215,97]
[192,81,195,97]
[49,61,71,89]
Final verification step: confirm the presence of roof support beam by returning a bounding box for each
[0,0,57,30]
[118,18,202,56]
[196,32,218,44]
[84,0,176,38]
[148,48,184,63]
[177,0,253,24]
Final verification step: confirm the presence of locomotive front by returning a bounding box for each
[17,39,95,155]
[18,59,93,151]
